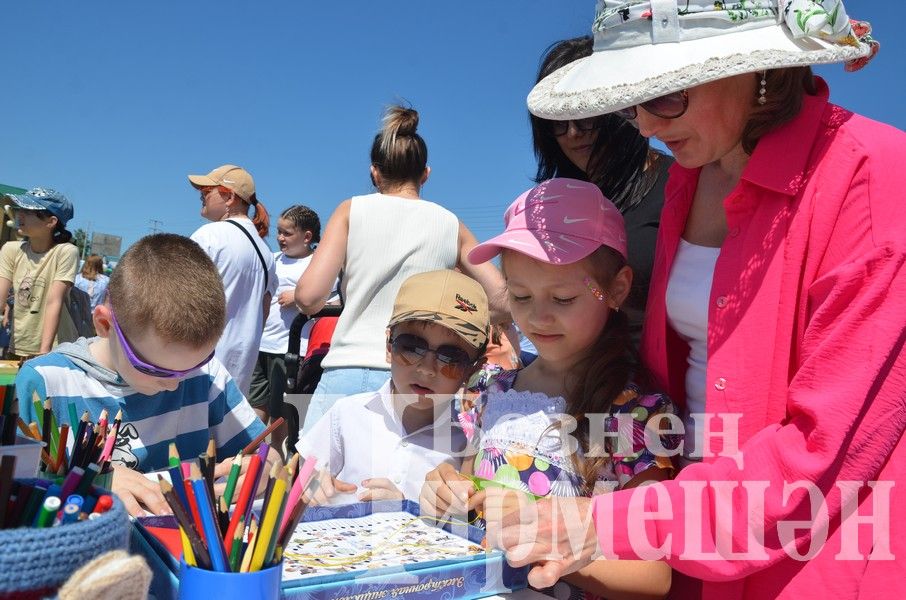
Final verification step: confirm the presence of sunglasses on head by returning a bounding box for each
[389,333,475,379]
[615,90,689,121]
[109,307,214,378]
[548,117,602,137]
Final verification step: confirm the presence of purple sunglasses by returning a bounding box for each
[109,308,214,378]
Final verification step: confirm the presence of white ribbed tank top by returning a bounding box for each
[322,193,460,369]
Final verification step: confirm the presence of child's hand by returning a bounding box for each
[277,290,296,308]
[306,469,356,506]
[111,464,172,517]
[358,478,404,502]
[420,463,484,518]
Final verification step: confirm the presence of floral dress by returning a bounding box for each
[460,367,681,600]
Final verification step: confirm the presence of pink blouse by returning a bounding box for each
[593,79,906,599]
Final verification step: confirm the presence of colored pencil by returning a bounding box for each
[182,465,204,540]
[228,516,244,572]
[0,455,16,527]
[190,464,228,572]
[47,401,60,457]
[31,392,43,429]
[158,476,212,570]
[263,476,290,567]
[242,444,270,527]
[241,417,285,455]
[223,451,262,555]
[167,444,189,512]
[40,400,52,455]
[74,463,100,497]
[218,495,230,538]
[99,420,118,464]
[222,453,243,506]
[250,470,287,571]
[180,527,197,567]
[275,476,320,559]
[280,455,317,537]
[239,517,258,573]
[54,423,69,473]
[67,402,79,433]
[15,416,32,440]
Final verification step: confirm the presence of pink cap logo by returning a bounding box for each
[468,178,627,266]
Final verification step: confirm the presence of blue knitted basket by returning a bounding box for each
[0,481,129,598]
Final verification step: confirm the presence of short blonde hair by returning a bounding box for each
[107,234,226,346]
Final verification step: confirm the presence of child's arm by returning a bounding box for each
[562,468,672,600]
[557,393,679,599]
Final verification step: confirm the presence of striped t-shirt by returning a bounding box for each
[16,341,265,472]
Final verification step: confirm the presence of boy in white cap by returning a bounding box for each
[297,269,489,505]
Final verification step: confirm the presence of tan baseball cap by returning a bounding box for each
[188,164,257,203]
[388,270,489,352]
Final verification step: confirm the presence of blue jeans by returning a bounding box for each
[301,367,391,435]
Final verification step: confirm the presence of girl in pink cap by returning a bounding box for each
[421,178,680,599]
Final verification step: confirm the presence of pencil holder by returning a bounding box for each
[0,480,129,599]
[178,560,283,600]
[0,435,44,479]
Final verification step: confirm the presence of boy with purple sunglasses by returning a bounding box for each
[16,233,280,516]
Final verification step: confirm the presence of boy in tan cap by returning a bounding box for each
[297,269,489,505]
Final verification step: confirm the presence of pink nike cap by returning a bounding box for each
[468,178,627,266]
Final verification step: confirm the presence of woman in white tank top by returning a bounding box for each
[295,105,507,434]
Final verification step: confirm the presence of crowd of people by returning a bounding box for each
[5,1,905,598]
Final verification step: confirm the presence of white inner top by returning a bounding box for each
[665,238,719,459]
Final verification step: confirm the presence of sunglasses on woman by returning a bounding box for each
[389,333,475,379]
[548,117,602,137]
[109,307,215,378]
[615,90,689,121]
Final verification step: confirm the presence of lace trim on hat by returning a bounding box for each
[528,45,867,120]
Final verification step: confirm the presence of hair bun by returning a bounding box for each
[383,105,419,137]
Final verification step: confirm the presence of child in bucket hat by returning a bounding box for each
[421,178,680,599]
[297,269,489,505]
[0,187,80,356]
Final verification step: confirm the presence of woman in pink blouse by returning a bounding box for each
[484,2,904,599]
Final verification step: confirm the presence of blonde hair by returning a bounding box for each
[107,234,226,346]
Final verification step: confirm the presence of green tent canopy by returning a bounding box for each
[0,183,26,196]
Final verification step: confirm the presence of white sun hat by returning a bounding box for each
[528,0,878,120]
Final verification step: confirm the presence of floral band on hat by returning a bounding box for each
[528,0,877,122]
[594,0,878,71]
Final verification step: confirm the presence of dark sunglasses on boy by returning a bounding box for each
[615,89,689,121]
[548,117,602,137]
[109,307,215,378]
[388,333,476,379]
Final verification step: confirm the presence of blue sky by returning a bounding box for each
[1,2,902,256]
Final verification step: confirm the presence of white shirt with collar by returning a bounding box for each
[296,379,466,504]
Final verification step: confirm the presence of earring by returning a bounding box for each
[758,71,767,105]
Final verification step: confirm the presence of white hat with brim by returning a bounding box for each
[528,2,873,120]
